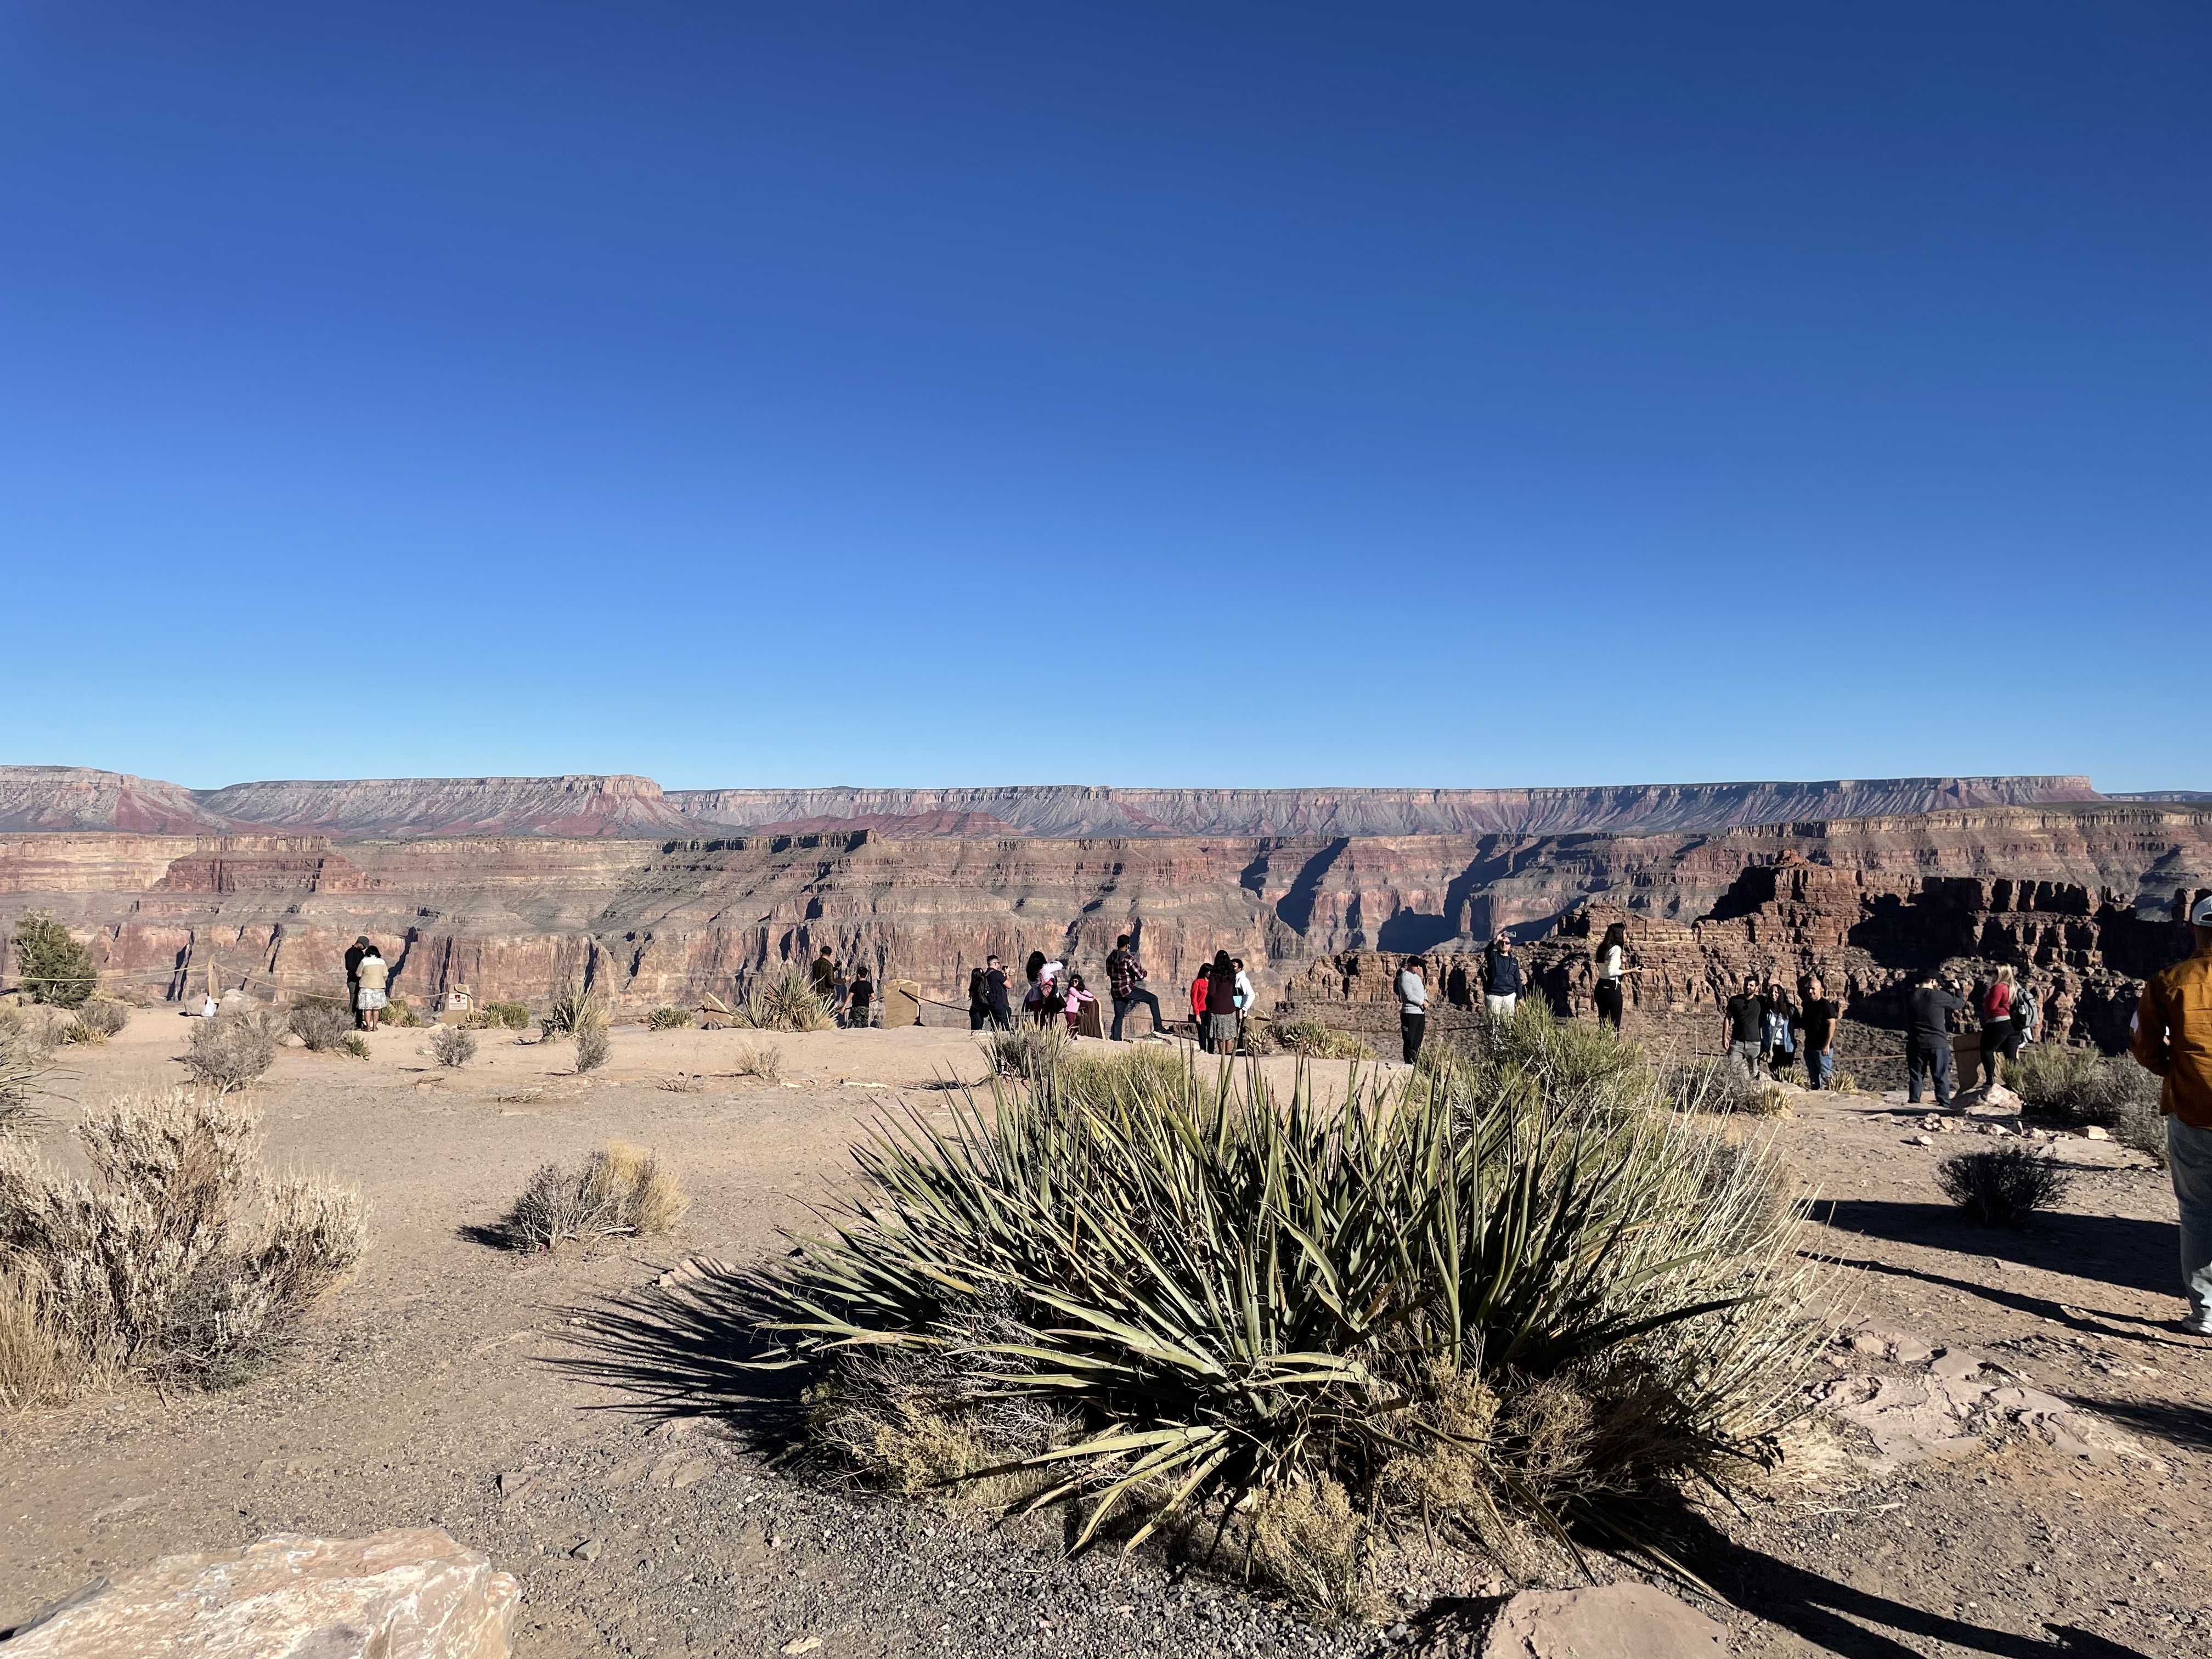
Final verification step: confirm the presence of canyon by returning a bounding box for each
[2,768,2207,1052]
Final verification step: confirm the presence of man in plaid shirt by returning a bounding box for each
[1105,933,1167,1041]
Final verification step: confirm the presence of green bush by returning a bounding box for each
[1938,1147,2073,1227]
[381,995,424,1029]
[479,1001,531,1030]
[648,1006,696,1031]
[712,1024,1814,1605]
[984,1023,1065,1079]
[8,914,96,1009]
[544,985,608,1037]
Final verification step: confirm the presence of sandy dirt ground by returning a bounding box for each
[3,1016,2207,1658]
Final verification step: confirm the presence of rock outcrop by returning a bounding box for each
[1,1528,516,1657]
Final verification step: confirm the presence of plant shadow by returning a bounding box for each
[545,1269,809,1437]
[1815,1199,2176,1297]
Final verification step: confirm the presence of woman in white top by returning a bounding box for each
[1593,921,1631,1031]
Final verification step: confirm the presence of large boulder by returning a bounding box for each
[2,1528,516,1658]
[1423,1583,1728,1658]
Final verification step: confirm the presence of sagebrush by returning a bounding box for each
[574,1025,611,1073]
[502,1142,686,1251]
[733,1043,782,1082]
[594,1008,1816,1610]
[0,1029,46,1134]
[184,1015,277,1091]
[289,998,358,1053]
[2010,1044,2166,1161]
[431,1025,478,1068]
[1937,1146,2073,1227]
[63,998,132,1045]
[0,1088,366,1404]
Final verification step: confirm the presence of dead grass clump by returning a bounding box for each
[1273,1019,1376,1061]
[59,998,131,1046]
[430,1025,478,1068]
[740,967,836,1034]
[573,1025,611,1074]
[288,997,357,1053]
[184,1015,276,1092]
[1938,1147,2073,1227]
[1250,1479,1373,1621]
[0,1030,49,1135]
[2011,1043,2166,1161]
[733,1043,782,1082]
[0,1088,366,1399]
[501,1142,686,1251]
[0,1266,78,1411]
[648,1006,695,1031]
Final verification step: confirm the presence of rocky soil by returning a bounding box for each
[3,1019,2207,1658]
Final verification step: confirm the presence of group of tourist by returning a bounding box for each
[808,945,878,1028]
[963,946,1122,1040]
[1898,962,2042,1106]
[1721,973,1844,1087]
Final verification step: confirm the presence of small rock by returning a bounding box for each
[2084,1125,2111,1141]
[782,1640,822,1656]
[571,1538,603,1564]
[496,1471,535,1502]
[1910,1134,1936,1146]
[668,1457,713,1489]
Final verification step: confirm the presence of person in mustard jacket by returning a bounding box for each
[2131,891,2212,1336]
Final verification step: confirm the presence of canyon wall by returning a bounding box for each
[0,766,2106,841]
[4,804,2208,1039]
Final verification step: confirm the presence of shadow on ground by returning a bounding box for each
[1817,1199,2176,1297]
[1673,1513,2158,1659]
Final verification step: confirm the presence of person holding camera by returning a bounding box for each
[1906,969,1966,1107]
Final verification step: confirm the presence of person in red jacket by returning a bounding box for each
[1190,963,1212,1052]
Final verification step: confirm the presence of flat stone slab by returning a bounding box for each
[2,1528,517,1658]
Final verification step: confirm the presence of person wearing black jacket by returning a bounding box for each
[1483,935,1523,1019]
[966,967,991,1030]
[1906,971,1966,1107]
[984,955,1013,1029]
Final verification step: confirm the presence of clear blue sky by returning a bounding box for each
[4,3,2206,792]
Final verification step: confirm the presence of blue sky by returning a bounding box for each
[3,3,2206,792]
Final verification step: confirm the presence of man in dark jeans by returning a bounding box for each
[1105,934,1165,1041]
[1907,970,1966,1106]
[1398,956,1429,1065]
[983,955,1013,1030]
[1723,975,1767,1077]
[1799,974,1843,1090]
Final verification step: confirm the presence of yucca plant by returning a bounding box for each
[740,967,836,1034]
[611,1012,1816,1600]
[545,985,608,1037]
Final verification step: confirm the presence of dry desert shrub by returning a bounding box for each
[58,998,131,1047]
[739,967,836,1034]
[430,1025,478,1068]
[1272,1019,1376,1061]
[1239,1016,1279,1057]
[710,1006,1816,1613]
[0,1088,365,1400]
[287,997,357,1053]
[0,1029,46,1135]
[1938,1146,2073,1228]
[573,1025,611,1073]
[501,1142,686,1251]
[733,1043,782,1082]
[647,1006,695,1031]
[2010,1043,2166,1160]
[380,995,424,1028]
[184,1014,277,1092]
